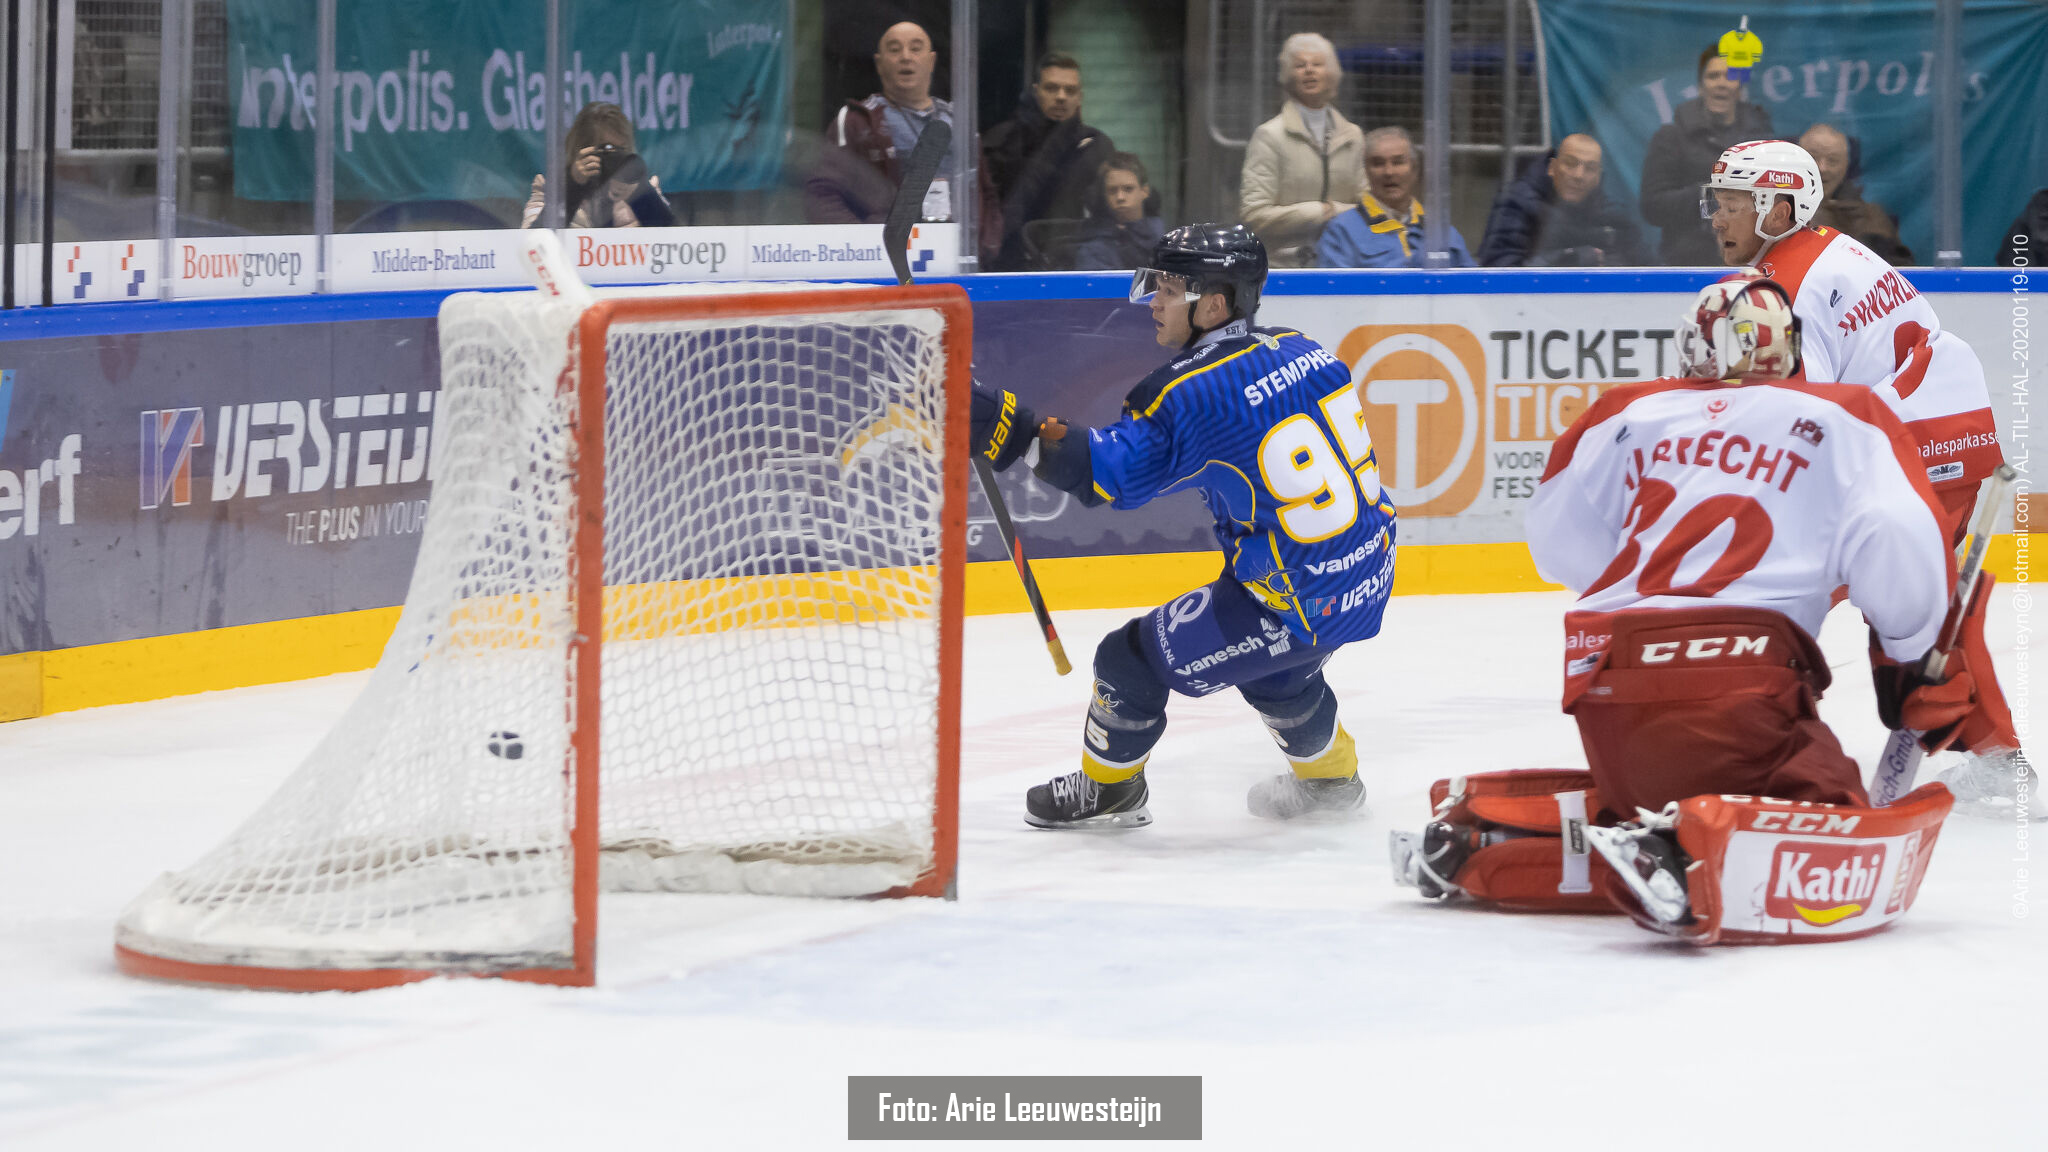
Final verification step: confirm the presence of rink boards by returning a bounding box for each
[0,268,2028,716]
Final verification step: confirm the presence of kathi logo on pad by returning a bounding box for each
[1766,841,1886,926]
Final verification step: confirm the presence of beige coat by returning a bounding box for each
[1239,102,1364,267]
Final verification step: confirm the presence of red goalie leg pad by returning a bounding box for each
[1428,769,1618,913]
[1951,574,2020,753]
[1934,482,2019,751]
[1663,784,1955,945]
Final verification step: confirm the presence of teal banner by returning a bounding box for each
[228,0,786,202]
[1539,0,2048,265]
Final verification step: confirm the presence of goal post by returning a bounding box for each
[114,281,971,991]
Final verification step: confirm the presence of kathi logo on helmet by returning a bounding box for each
[1755,169,1806,189]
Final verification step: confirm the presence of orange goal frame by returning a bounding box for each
[115,282,971,991]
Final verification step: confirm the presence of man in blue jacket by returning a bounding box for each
[1316,127,1473,268]
[1477,134,1650,267]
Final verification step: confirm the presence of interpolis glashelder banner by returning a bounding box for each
[227,0,788,201]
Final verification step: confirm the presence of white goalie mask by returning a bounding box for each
[1678,272,1801,380]
[1699,139,1823,242]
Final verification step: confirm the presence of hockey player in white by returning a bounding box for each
[1703,138,2028,815]
[1391,275,1973,942]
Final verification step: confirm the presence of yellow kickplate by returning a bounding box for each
[0,651,43,722]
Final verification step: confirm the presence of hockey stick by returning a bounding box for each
[973,452,1073,675]
[884,122,1073,677]
[518,228,595,311]
[883,119,949,285]
[1871,462,2017,805]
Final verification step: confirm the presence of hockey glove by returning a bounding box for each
[1032,418,1106,507]
[1872,652,1977,753]
[968,383,1039,472]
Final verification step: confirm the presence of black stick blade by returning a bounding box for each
[885,120,951,286]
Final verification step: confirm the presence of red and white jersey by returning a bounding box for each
[1756,226,2001,487]
[1527,376,1953,661]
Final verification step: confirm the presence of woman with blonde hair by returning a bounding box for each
[1238,32,1363,266]
[523,102,675,228]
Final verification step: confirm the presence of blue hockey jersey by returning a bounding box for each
[1083,325,1398,646]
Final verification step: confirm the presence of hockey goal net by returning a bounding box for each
[115,281,969,989]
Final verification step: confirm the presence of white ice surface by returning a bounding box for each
[2,592,2040,1150]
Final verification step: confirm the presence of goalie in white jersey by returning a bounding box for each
[1703,138,2025,810]
[1390,275,1975,944]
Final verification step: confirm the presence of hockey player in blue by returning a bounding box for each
[969,224,1398,828]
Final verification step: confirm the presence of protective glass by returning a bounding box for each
[1129,268,1204,304]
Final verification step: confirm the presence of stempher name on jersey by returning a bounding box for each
[1241,346,1345,407]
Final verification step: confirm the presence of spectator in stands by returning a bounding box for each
[805,21,1000,263]
[1799,123,1912,264]
[982,52,1118,271]
[1239,32,1364,267]
[1316,127,1472,268]
[1072,153,1165,270]
[1998,188,2048,267]
[1478,133,1650,266]
[522,102,674,228]
[1639,47,1773,265]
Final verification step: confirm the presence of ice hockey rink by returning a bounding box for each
[3,589,2038,1149]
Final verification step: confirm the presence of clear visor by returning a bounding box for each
[1129,268,1204,305]
[1699,184,1746,220]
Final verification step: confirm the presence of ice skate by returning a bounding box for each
[1247,772,1365,820]
[1585,806,1692,929]
[1936,748,2042,821]
[1248,724,1363,820]
[1024,768,1153,829]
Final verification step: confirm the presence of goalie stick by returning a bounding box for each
[517,228,595,312]
[1871,462,2017,806]
[885,121,1073,676]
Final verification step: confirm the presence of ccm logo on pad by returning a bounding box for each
[1751,810,1863,834]
[1638,634,1769,663]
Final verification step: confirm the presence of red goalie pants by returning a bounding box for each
[1563,605,1865,818]
[1936,480,2020,752]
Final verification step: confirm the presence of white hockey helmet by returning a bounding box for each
[1699,139,1823,241]
[1678,271,1801,380]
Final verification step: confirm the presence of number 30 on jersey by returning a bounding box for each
[1256,383,1385,543]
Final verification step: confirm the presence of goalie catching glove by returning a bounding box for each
[968,382,1039,472]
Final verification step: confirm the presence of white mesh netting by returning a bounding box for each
[115,284,955,976]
